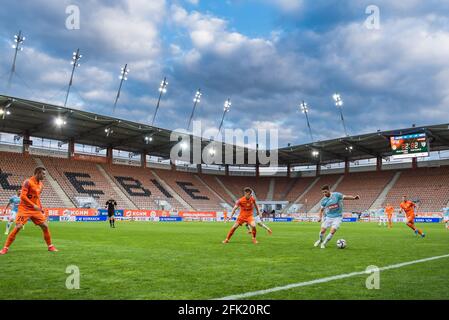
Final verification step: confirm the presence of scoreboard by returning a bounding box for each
[390,133,429,159]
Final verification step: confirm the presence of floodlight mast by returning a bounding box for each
[113,63,129,113]
[64,48,82,107]
[300,100,314,141]
[8,30,25,89]
[333,93,348,136]
[187,89,202,130]
[218,98,231,135]
[151,77,168,126]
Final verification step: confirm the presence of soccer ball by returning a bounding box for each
[336,239,347,249]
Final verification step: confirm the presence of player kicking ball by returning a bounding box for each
[223,187,261,244]
[3,190,22,235]
[0,167,58,255]
[400,196,425,238]
[314,185,360,249]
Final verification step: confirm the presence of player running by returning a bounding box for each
[3,190,21,235]
[377,208,387,227]
[0,167,58,255]
[244,190,272,235]
[314,185,360,249]
[385,204,394,228]
[443,207,449,230]
[223,187,261,244]
[105,196,117,228]
[400,196,425,238]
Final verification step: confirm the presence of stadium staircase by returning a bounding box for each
[34,157,74,208]
[369,171,402,210]
[96,164,137,209]
[150,169,194,211]
[194,174,231,208]
[266,178,275,201]
[215,176,237,202]
[282,176,320,213]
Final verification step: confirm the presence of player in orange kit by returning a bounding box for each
[400,196,425,238]
[385,204,394,228]
[0,167,58,255]
[223,187,261,244]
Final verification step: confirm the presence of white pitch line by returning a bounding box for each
[214,253,449,300]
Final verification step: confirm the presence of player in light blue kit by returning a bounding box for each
[3,190,22,235]
[314,185,360,249]
[443,207,449,230]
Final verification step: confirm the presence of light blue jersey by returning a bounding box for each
[320,192,344,218]
[9,195,20,213]
[443,208,449,218]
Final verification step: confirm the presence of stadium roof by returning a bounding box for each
[2,94,449,166]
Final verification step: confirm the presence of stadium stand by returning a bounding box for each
[102,164,185,211]
[383,166,449,212]
[152,169,224,211]
[2,149,449,213]
[0,152,66,208]
[197,174,235,205]
[219,176,270,200]
[335,171,395,212]
[298,174,343,212]
[39,156,129,208]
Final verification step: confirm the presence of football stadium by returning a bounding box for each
[0,1,449,308]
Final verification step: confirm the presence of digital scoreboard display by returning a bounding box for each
[390,133,429,159]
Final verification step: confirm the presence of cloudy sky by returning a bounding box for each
[1,0,449,148]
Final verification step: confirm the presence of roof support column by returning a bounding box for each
[344,158,350,175]
[22,130,31,156]
[225,165,229,176]
[376,156,382,171]
[316,163,321,177]
[68,138,75,159]
[412,157,418,170]
[287,163,291,178]
[106,146,113,165]
[141,151,147,168]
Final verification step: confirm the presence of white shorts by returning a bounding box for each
[254,215,262,224]
[10,210,18,220]
[321,217,342,230]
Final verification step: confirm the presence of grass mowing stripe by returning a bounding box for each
[214,253,449,300]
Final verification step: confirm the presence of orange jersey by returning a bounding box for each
[400,201,415,218]
[385,206,394,217]
[18,176,43,212]
[235,196,256,219]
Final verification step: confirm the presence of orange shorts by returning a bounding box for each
[406,215,415,224]
[15,210,47,226]
[237,215,254,226]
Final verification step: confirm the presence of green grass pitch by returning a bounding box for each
[0,221,448,300]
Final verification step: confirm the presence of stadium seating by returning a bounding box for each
[298,174,343,212]
[383,167,449,212]
[153,169,225,211]
[199,174,235,205]
[1,150,449,214]
[273,177,315,202]
[0,152,66,208]
[218,176,270,200]
[39,156,129,208]
[335,171,395,212]
[102,164,185,211]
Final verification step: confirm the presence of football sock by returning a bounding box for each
[251,228,257,239]
[323,232,334,244]
[5,227,20,248]
[319,232,324,242]
[226,228,236,240]
[5,222,12,234]
[43,228,52,246]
